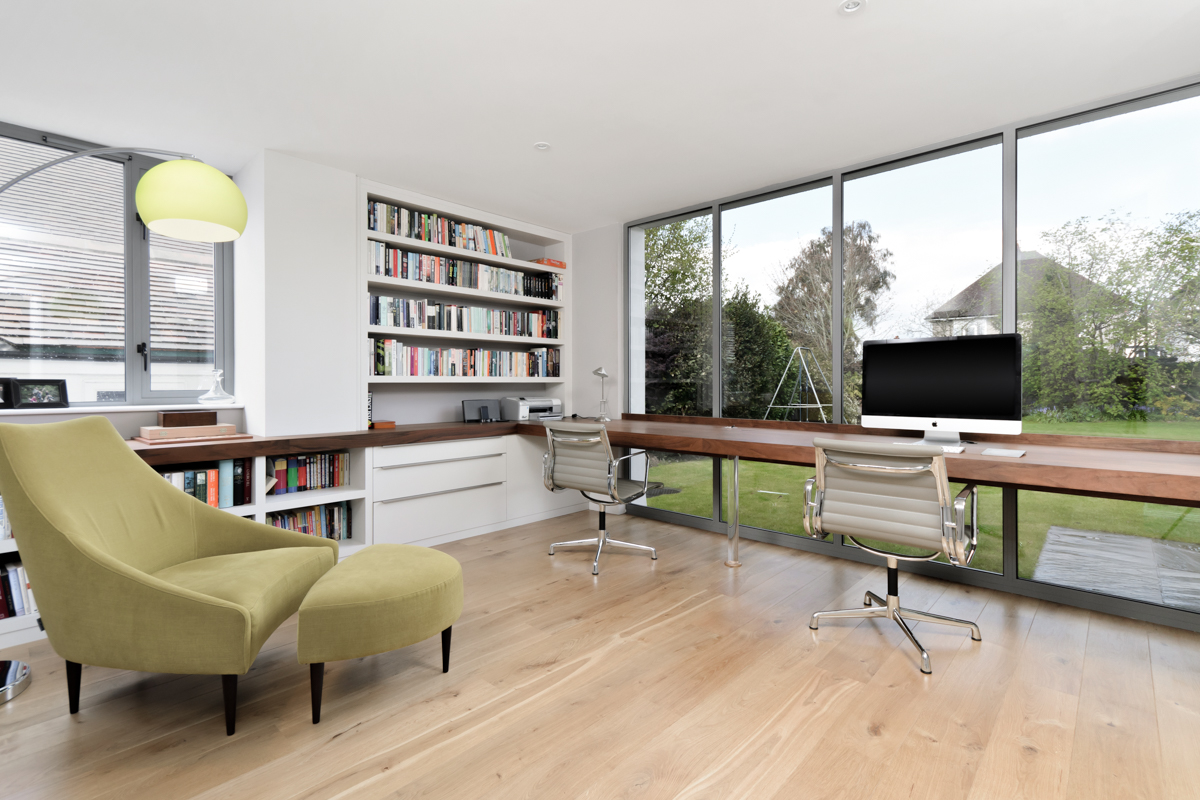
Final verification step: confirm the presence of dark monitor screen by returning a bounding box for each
[861,334,1022,421]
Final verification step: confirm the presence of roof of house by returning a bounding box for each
[928,251,1105,320]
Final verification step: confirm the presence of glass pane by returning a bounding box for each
[0,136,125,402]
[1018,94,1200,439]
[1019,490,1200,609]
[842,142,1003,423]
[846,483,1004,574]
[149,230,214,391]
[719,459,815,536]
[630,213,714,417]
[721,186,833,421]
[636,451,714,519]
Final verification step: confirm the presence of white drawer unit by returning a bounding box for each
[374,481,507,544]
[374,436,506,469]
[374,451,505,500]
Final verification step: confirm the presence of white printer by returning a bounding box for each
[501,397,563,421]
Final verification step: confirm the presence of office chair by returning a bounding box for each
[803,438,981,674]
[542,421,656,575]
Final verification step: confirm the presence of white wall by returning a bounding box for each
[234,151,358,436]
[570,223,625,418]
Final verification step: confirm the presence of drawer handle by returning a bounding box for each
[378,452,503,470]
[381,438,501,449]
[378,481,504,503]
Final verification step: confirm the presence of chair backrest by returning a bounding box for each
[543,421,615,498]
[811,437,950,557]
[0,416,198,577]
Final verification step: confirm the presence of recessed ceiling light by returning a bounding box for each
[534,142,551,151]
[838,0,867,15]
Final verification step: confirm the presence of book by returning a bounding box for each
[369,295,559,339]
[367,203,512,258]
[266,500,352,540]
[371,338,560,379]
[6,563,24,616]
[528,257,566,268]
[218,460,234,508]
[233,459,244,506]
[133,433,253,446]
[287,458,299,493]
[242,459,253,505]
[0,567,14,618]
[207,468,219,507]
[158,411,217,427]
[370,420,396,429]
[184,470,196,498]
[195,470,207,504]
[139,423,237,440]
[274,458,287,495]
[18,565,34,614]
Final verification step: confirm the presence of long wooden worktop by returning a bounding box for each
[129,414,1200,507]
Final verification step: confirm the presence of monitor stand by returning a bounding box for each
[914,429,962,448]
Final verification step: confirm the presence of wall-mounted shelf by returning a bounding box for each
[367,325,562,347]
[0,539,18,555]
[365,228,565,275]
[367,275,564,309]
[264,486,367,511]
[367,376,566,384]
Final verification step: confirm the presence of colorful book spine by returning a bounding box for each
[371,338,560,379]
[206,469,219,506]
[218,460,234,508]
[367,203,512,258]
[369,296,558,339]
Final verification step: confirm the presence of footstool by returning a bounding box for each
[297,543,464,723]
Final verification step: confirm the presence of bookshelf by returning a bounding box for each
[358,178,571,405]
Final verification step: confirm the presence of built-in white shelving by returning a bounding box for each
[366,325,563,347]
[367,275,564,309]
[365,228,566,275]
[0,539,18,555]
[367,375,566,385]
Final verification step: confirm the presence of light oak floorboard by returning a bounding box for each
[1,511,1197,799]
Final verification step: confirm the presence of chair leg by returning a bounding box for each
[548,537,600,556]
[442,626,452,673]
[898,608,983,641]
[892,613,932,675]
[222,674,237,736]
[66,660,81,714]
[809,605,888,630]
[606,539,658,560]
[865,591,886,607]
[310,663,324,724]
[592,533,605,575]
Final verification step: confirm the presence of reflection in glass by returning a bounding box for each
[841,142,1003,422]
[721,185,833,421]
[632,451,714,520]
[1019,490,1200,609]
[1018,94,1200,440]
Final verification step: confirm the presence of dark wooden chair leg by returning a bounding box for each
[222,674,237,736]
[310,663,324,724]
[442,626,452,673]
[66,660,81,714]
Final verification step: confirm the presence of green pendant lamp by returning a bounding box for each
[1,146,247,244]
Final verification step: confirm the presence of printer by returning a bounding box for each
[501,396,562,421]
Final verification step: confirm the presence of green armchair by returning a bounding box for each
[0,416,337,735]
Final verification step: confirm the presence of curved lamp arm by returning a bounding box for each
[0,147,198,196]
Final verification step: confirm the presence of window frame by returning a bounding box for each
[0,120,234,406]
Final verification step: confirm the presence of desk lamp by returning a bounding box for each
[593,367,611,422]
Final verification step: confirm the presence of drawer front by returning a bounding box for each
[373,481,507,544]
[374,452,506,501]
[374,437,506,468]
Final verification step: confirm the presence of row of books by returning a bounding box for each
[268,452,351,495]
[368,203,513,257]
[266,501,352,541]
[371,339,561,378]
[370,244,563,300]
[159,459,253,508]
[0,562,35,622]
[369,296,560,340]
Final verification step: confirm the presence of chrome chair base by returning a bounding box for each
[549,509,656,575]
[808,571,981,674]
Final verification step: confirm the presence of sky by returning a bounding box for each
[710,91,1200,346]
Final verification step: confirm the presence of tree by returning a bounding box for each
[643,217,712,313]
[720,284,794,419]
[773,221,895,421]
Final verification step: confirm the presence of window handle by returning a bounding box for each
[136,342,148,371]
[135,212,146,240]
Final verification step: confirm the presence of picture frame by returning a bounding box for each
[0,378,13,409]
[11,378,69,409]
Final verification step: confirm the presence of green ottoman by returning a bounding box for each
[297,543,463,723]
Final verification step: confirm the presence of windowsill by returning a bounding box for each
[0,403,245,417]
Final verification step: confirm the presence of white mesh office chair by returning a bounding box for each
[542,421,656,575]
[803,438,981,674]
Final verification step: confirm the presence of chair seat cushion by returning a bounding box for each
[153,546,333,659]
[296,544,463,664]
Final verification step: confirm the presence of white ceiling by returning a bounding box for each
[3,1,1199,234]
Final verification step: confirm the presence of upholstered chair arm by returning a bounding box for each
[945,483,979,566]
[803,477,827,540]
[192,501,339,561]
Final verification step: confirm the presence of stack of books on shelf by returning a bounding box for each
[267,501,352,541]
[267,452,350,495]
[370,244,563,300]
[372,340,560,378]
[158,459,253,509]
[134,411,252,446]
[370,296,559,339]
[0,561,35,621]
[368,202,513,257]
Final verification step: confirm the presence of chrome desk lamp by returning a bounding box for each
[593,367,611,422]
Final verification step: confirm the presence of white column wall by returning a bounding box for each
[570,223,625,418]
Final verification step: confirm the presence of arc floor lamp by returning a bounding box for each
[0,143,248,704]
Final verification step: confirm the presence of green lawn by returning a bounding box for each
[645,456,1199,580]
[1022,418,1200,440]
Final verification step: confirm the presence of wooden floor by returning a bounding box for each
[3,511,1200,799]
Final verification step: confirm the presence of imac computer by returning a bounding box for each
[860,333,1022,448]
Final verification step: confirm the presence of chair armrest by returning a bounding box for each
[803,477,827,540]
[946,483,979,566]
[612,450,651,494]
[193,502,339,561]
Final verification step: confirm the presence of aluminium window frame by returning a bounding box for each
[623,72,1200,633]
[0,120,234,406]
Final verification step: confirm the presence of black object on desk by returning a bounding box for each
[462,399,501,423]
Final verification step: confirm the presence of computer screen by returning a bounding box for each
[861,334,1022,422]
